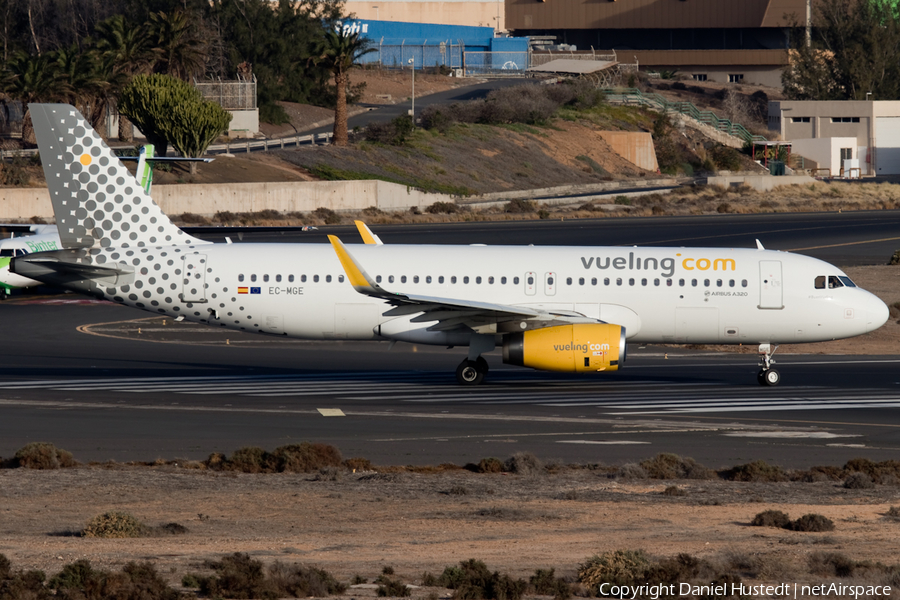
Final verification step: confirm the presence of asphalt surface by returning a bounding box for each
[2,212,899,468]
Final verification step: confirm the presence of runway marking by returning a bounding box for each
[788,235,900,252]
[2,373,899,416]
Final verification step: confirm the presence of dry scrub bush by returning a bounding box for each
[661,485,687,497]
[467,457,504,473]
[14,442,76,469]
[206,442,343,473]
[504,452,543,476]
[376,576,411,597]
[751,510,791,529]
[640,453,714,479]
[82,512,146,538]
[720,460,788,482]
[887,506,900,519]
[438,559,527,600]
[844,472,876,489]
[616,463,648,480]
[789,514,835,532]
[578,550,651,592]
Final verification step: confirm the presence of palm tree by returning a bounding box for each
[55,45,110,129]
[93,15,154,140]
[5,52,67,144]
[149,10,207,82]
[315,27,374,147]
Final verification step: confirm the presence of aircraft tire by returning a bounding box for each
[475,356,489,374]
[759,368,781,386]
[456,360,484,385]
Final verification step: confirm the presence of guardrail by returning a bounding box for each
[600,87,767,145]
[0,131,334,162]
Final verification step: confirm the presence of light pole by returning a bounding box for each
[408,57,415,127]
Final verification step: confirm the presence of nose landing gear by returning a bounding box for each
[757,343,780,386]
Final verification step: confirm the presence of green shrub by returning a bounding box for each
[578,550,651,592]
[789,514,835,532]
[82,512,146,538]
[14,442,76,469]
[529,568,571,600]
[751,510,791,528]
[421,572,439,586]
[182,573,202,588]
[201,553,274,598]
[268,563,348,597]
[439,559,526,600]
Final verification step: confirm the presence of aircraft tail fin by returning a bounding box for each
[29,104,207,250]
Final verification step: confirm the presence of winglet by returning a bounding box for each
[756,239,765,250]
[354,220,383,245]
[328,235,384,296]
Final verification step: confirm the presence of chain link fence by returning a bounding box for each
[462,50,530,76]
[194,75,258,110]
[359,40,465,70]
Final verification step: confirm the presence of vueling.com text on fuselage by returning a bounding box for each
[580,252,736,279]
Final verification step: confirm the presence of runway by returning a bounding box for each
[1,213,899,468]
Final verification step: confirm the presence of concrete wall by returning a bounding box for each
[228,110,260,138]
[707,174,815,191]
[597,131,659,172]
[791,137,858,177]
[345,3,504,30]
[0,180,455,220]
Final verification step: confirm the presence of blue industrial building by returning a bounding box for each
[342,20,529,73]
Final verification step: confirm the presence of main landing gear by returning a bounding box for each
[456,333,495,385]
[757,343,780,386]
[456,356,489,385]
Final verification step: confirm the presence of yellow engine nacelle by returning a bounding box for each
[502,323,626,373]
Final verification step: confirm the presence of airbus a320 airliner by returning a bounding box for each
[11,104,890,385]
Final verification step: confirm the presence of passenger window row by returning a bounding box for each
[237,274,346,283]
[237,273,751,289]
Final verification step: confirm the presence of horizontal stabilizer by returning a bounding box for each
[12,254,134,286]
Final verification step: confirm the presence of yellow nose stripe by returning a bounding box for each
[80,154,91,166]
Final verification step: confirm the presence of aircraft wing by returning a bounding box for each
[329,235,592,332]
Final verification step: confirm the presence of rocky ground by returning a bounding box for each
[2,465,900,596]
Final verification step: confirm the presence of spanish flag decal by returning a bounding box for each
[238,287,249,294]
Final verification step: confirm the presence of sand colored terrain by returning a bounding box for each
[2,466,900,595]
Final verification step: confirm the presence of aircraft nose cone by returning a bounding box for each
[867,296,890,333]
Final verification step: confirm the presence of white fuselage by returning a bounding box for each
[93,242,887,346]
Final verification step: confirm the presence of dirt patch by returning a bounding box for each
[3,466,900,592]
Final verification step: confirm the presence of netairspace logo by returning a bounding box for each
[596,582,892,599]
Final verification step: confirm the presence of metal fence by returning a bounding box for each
[462,51,530,75]
[359,40,465,70]
[529,49,618,68]
[194,75,258,110]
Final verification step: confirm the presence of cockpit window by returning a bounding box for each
[838,276,857,288]
[814,275,826,289]
[828,275,844,289]
[0,249,14,257]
